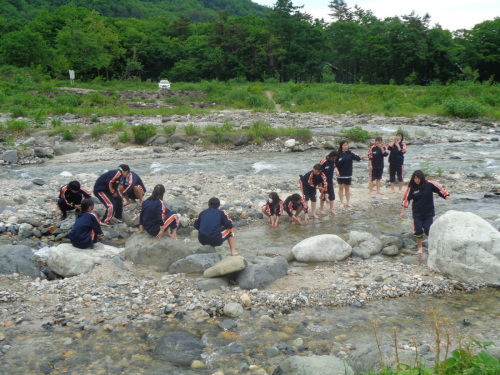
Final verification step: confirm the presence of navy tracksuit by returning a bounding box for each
[336,151,361,182]
[388,142,407,183]
[284,196,307,216]
[120,171,146,199]
[194,206,234,247]
[262,200,284,216]
[57,185,92,217]
[69,212,103,249]
[93,169,123,223]
[320,157,336,200]
[368,144,388,180]
[299,170,328,206]
[140,199,178,237]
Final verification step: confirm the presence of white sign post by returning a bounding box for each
[69,70,75,85]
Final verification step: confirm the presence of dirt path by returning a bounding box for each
[265,90,282,112]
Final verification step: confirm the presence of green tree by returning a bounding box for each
[0,28,52,68]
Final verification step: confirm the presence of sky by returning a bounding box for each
[252,0,499,31]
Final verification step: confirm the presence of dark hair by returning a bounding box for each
[327,150,338,159]
[313,163,323,172]
[269,192,281,205]
[397,132,404,142]
[118,164,130,172]
[408,170,426,188]
[289,193,302,202]
[208,197,220,208]
[68,180,80,191]
[78,199,94,218]
[148,184,165,201]
[375,136,383,142]
[338,140,349,156]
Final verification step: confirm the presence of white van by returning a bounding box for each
[158,79,171,90]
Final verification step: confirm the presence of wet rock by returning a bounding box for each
[223,302,244,318]
[292,234,352,262]
[0,244,41,278]
[381,245,399,256]
[348,231,382,259]
[428,210,500,284]
[196,277,229,291]
[380,235,403,249]
[155,329,204,367]
[32,178,47,186]
[34,147,52,158]
[171,142,184,150]
[284,139,296,149]
[168,253,222,274]
[124,233,193,271]
[401,256,420,265]
[273,355,354,375]
[2,150,18,164]
[236,256,288,289]
[203,255,247,278]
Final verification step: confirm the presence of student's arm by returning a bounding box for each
[221,210,234,229]
[400,186,412,219]
[121,172,135,196]
[90,213,103,236]
[428,180,451,200]
[109,171,122,195]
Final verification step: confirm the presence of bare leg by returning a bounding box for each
[369,180,375,195]
[310,201,319,219]
[133,186,144,205]
[390,182,396,193]
[345,186,352,207]
[165,228,179,241]
[416,237,424,254]
[228,236,238,256]
[329,199,335,214]
[376,180,383,194]
[119,186,131,206]
[398,181,404,192]
[338,185,345,207]
[319,199,326,214]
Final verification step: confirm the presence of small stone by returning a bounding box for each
[191,360,206,369]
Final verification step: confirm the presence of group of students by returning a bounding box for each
[261,136,451,254]
[57,164,237,256]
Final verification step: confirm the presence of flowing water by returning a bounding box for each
[1,127,499,374]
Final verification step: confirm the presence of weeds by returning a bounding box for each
[163,125,177,135]
[118,131,131,143]
[342,126,370,142]
[132,124,156,144]
[91,125,107,139]
[184,124,200,136]
[5,119,30,133]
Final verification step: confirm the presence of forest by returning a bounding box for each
[0,0,499,85]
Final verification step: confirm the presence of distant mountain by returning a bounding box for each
[0,0,271,22]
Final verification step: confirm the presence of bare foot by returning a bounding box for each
[377,191,384,195]
[417,248,424,254]
[347,203,353,208]
[390,190,397,194]
[339,203,345,208]
[123,201,130,207]
[369,191,375,195]
[231,251,239,256]
[312,214,320,219]
[329,210,336,215]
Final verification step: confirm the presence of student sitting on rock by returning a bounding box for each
[69,199,103,249]
[139,184,179,241]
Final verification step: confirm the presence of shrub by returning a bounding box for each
[247,121,273,143]
[108,121,126,131]
[184,124,200,136]
[163,125,176,135]
[10,105,27,118]
[118,131,131,143]
[342,126,369,142]
[62,129,75,141]
[91,125,107,139]
[5,119,30,133]
[51,118,62,127]
[132,124,156,144]
[442,98,484,118]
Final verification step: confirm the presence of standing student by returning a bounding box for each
[335,140,367,208]
[93,164,129,225]
[388,132,407,193]
[283,193,309,225]
[119,169,146,206]
[57,180,92,220]
[262,192,284,227]
[299,163,328,219]
[194,197,238,256]
[400,170,451,254]
[69,199,103,249]
[319,150,338,214]
[140,184,179,241]
[368,137,389,195]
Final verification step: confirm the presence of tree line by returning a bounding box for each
[0,0,498,85]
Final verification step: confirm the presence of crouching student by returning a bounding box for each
[284,193,309,225]
[194,197,237,256]
[119,169,146,206]
[262,192,284,227]
[139,184,179,241]
[93,164,129,225]
[299,163,328,219]
[69,199,103,249]
[57,180,92,220]
[400,170,451,254]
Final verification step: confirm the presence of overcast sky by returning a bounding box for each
[253,0,499,31]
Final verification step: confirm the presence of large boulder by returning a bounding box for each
[53,141,79,156]
[0,245,41,278]
[124,233,193,271]
[236,256,288,289]
[203,255,247,278]
[428,210,500,284]
[168,253,222,274]
[2,150,18,164]
[47,243,123,277]
[273,355,354,375]
[348,231,383,259]
[292,235,352,262]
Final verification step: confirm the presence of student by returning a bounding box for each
[400,170,451,254]
[119,169,146,206]
[319,150,338,214]
[299,163,328,219]
[283,193,309,225]
[262,192,284,227]
[57,180,92,220]
[368,136,389,195]
[139,184,179,241]
[388,132,407,193]
[335,140,367,208]
[93,164,129,225]
[69,199,103,249]
[194,197,238,256]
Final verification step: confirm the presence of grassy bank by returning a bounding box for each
[0,66,498,120]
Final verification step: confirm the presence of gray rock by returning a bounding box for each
[155,329,204,367]
[349,231,383,259]
[401,256,420,265]
[380,235,403,249]
[168,134,188,143]
[257,247,294,261]
[203,256,247,278]
[223,302,244,318]
[168,253,222,274]
[2,150,18,164]
[381,245,400,256]
[152,136,168,144]
[124,233,193,271]
[196,244,217,254]
[236,256,288,289]
[403,238,418,250]
[232,135,248,146]
[324,141,337,149]
[47,243,123,277]
[171,142,184,150]
[167,197,197,216]
[196,277,229,291]
[53,142,79,156]
[273,355,354,375]
[292,234,352,262]
[0,206,16,214]
[32,178,46,186]
[33,148,52,157]
[17,223,33,239]
[284,139,296,148]
[428,210,500,284]
[0,245,41,278]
